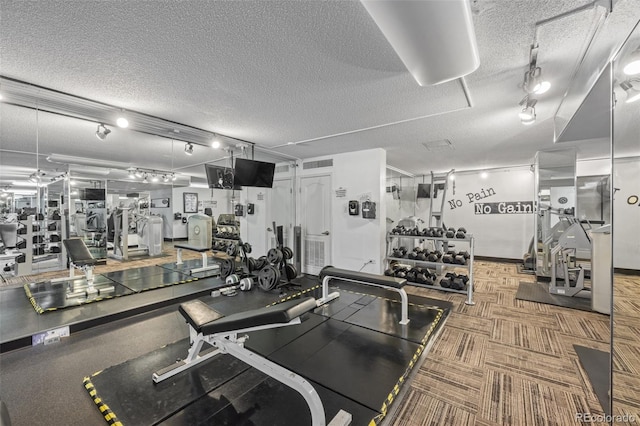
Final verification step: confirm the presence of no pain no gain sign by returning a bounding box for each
[474,201,535,215]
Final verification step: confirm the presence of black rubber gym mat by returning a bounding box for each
[102,265,174,282]
[269,318,421,412]
[245,312,329,356]
[116,271,196,292]
[574,345,611,415]
[516,281,593,312]
[344,296,445,344]
[23,276,132,313]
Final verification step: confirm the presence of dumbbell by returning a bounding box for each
[434,228,444,237]
[427,252,439,262]
[392,248,403,258]
[398,247,408,257]
[451,276,467,290]
[445,227,456,238]
[454,255,467,265]
[456,227,467,239]
[395,269,407,279]
[416,251,427,261]
[440,276,452,288]
[442,254,454,264]
[406,269,417,282]
[407,251,417,260]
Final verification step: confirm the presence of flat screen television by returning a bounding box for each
[83,188,105,201]
[233,158,275,188]
[416,183,432,199]
[205,164,240,190]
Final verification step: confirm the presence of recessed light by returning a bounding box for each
[116,117,129,128]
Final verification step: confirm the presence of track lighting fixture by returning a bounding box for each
[151,174,159,183]
[162,174,169,183]
[211,136,221,149]
[127,168,136,179]
[142,173,148,184]
[518,96,537,125]
[623,48,640,75]
[620,80,640,103]
[523,45,550,95]
[95,123,111,140]
[171,173,177,181]
[185,142,194,155]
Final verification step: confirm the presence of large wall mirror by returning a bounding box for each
[611,20,640,420]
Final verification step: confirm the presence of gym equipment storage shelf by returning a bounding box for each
[385,233,475,305]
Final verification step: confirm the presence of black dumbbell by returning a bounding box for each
[454,255,466,265]
[407,251,417,260]
[416,252,427,261]
[445,228,455,238]
[440,277,452,288]
[455,228,467,238]
[427,253,439,262]
[451,277,466,290]
[406,270,417,282]
[442,254,454,264]
[398,246,408,257]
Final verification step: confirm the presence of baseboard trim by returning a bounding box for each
[473,256,522,264]
[614,268,640,276]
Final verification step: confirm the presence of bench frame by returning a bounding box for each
[153,300,351,426]
[319,271,410,325]
[175,245,220,275]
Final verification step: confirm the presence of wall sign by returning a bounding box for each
[474,201,535,215]
[183,192,198,213]
[150,198,170,208]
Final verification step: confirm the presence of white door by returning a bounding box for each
[301,175,331,275]
[268,179,293,249]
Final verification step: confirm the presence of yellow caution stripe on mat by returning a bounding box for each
[267,284,321,307]
[83,375,123,425]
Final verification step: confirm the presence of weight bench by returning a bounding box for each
[52,238,114,298]
[319,267,410,325]
[174,244,220,275]
[153,297,351,426]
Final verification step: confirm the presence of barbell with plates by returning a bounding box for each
[258,264,280,291]
[267,248,283,264]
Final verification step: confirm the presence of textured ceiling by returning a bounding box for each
[1,0,640,187]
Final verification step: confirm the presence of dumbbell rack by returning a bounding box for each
[385,233,475,305]
[15,215,67,276]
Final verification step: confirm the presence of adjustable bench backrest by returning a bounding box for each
[62,238,98,268]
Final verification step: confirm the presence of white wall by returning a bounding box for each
[298,148,386,273]
[171,186,233,239]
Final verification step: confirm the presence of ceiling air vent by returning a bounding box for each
[422,139,455,152]
[303,159,333,170]
[275,165,289,174]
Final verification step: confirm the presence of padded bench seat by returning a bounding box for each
[179,297,317,335]
[174,244,210,252]
[320,266,410,325]
[63,238,98,267]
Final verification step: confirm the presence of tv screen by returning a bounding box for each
[233,158,275,188]
[416,183,431,199]
[205,164,239,190]
[83,188,105,201]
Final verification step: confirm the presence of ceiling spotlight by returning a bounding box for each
[134,169,143,178]
[127,169,136,179]
[171,173,177,181]
[623,49,640,75]
[116,116,129,128]
[533,80,550,94]
[480,171,488,179]
[151,174,159,183]
[142,173,148,184]
[96,123,111,140]
[620,80,640,103]
[162,174,169,183]
[518,97,537,124]
[211,137,221,149]
[185,143,194,155]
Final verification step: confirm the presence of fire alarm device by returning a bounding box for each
[348,200,359,215]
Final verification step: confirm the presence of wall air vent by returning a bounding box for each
[275,165,289,174]
[422,139,455,152]
[303,159,333,170]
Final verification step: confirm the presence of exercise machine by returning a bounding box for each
[549,218,591,297]
[153,297,351,426]
[110,208,163,260]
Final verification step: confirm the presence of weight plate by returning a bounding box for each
[220,258,236,279]
[266,248,283,264]
[225,273,240,285]
[284,263,297,280]
[242,242,252,254]
[226,244,237,257]
[239,277,253,291]
[247,257,257,272]
[282,246,293,260]
[258,265,280,291]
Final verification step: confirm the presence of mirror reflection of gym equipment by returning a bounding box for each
[108,207,164,260]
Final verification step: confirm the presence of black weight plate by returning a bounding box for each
[284,263,297,280]
[226,244,237,257]
[220,258,236,279]
[258,265,280,291]
[267,248,283,264]
[243,242,252,254]
[282,246,293,260]
[247,257,257,272]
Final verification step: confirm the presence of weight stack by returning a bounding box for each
[294,225,302,278]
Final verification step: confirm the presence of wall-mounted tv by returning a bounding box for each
[416,183,431,199]
[233,158,276,188]
[82,188,106,201]
[205,164,240,190]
